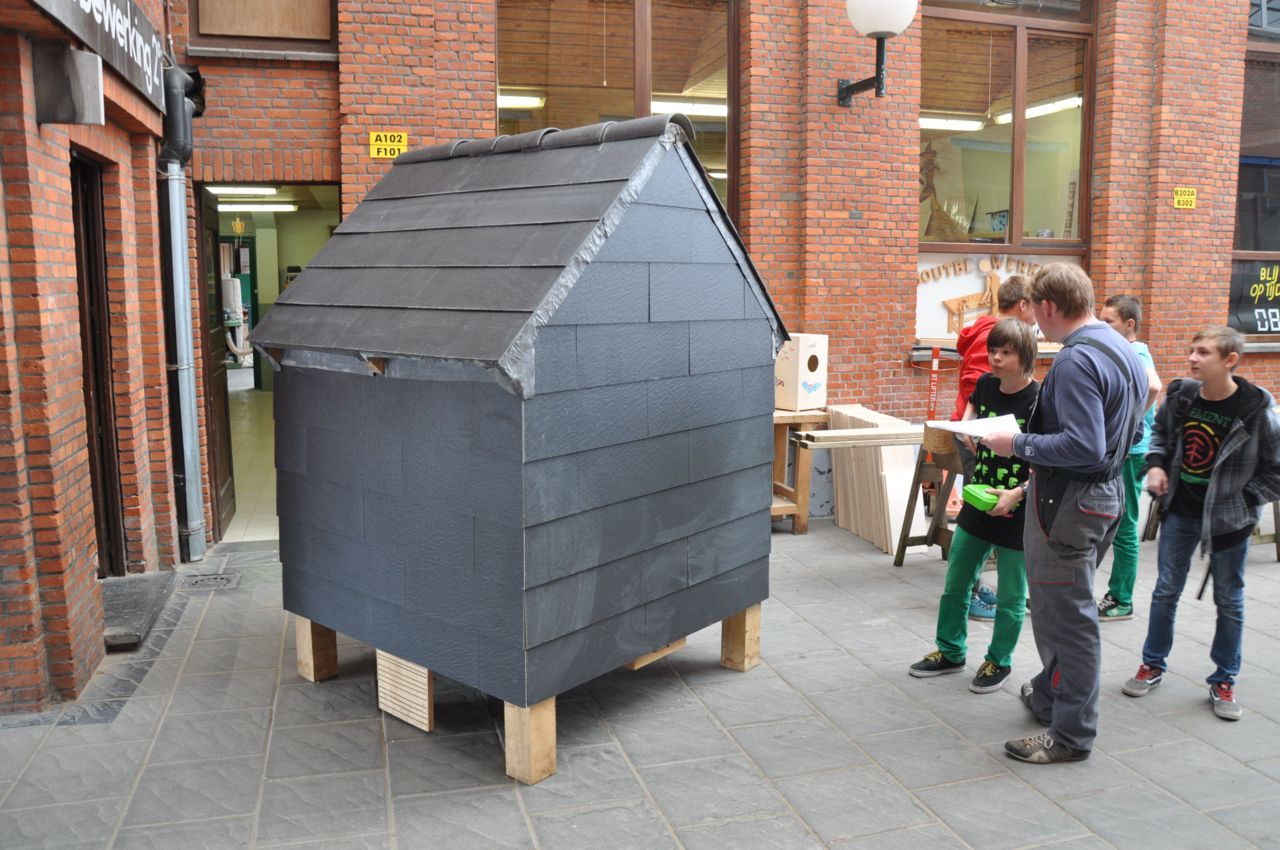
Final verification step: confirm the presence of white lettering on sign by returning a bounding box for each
[36,0,166,111]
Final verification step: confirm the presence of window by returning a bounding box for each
[1230,59,1280,334]
[920,5,1090,250]
[190,0,337,54]
[1250,1,1280,40]
[496,0,732,206]
[923,0,1093,24]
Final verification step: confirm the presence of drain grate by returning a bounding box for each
[178,571,241,591]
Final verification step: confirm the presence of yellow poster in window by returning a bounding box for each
[1173,187,1197,209]
[369,131,409,159]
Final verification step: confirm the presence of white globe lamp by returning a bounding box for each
[837,0,919,102]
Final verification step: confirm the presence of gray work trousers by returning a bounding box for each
[1022,472,1124,751]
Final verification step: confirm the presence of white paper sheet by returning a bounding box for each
[927,414,1022,439]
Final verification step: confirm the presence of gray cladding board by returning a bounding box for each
[270,117,784,707]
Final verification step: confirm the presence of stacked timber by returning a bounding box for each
[798,405,924,553]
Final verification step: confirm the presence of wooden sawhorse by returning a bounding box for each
[893,425,963,566]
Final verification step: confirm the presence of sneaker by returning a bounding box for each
[1122,664,1164,697]
[908,650,965,678]
[1098,593,1133,621]
[1004,732,1090,764]
[970,660,1011,694]
[968,595,996,621]
[1210,682,1243,721]
[1020,683,1050,725]
[977,584,999,606]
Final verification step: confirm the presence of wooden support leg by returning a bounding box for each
[504,697,556,785]
[792,442,813,534]
[295,616,338,683]
[1273,501,1280,561]
[720,603,761,672]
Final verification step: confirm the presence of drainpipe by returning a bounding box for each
[161,66,205,561]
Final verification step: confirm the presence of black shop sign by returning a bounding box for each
[31,0,166,113]
[1229,260,1280,334]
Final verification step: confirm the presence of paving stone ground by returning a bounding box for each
[3,519,1280,849]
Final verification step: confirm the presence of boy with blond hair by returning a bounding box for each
[1124,326,1280,720]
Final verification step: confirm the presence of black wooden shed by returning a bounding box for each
[250,114,786,781]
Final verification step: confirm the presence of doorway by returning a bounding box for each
[71,155,127,578]
[197,191,237,539]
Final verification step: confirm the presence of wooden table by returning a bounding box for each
[772,408,829,534]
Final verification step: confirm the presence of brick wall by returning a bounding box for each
[1,2,173,711]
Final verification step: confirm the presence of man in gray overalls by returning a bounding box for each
[983,263,1146,764]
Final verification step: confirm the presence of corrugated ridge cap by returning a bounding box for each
[394,114,696,165]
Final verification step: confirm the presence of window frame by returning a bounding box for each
[919,5,1094,257]
[495,0,740,221]
[187,0,339,58]
[1232,52,1280,341]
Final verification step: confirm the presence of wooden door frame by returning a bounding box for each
[196,189,237,539]
[71,153,128,578]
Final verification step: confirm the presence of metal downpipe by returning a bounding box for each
[163,159,206,561]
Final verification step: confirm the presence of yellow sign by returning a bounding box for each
[369,131,409,159]
[1173,187,1197,209]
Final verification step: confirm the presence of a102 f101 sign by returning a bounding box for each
[1230,260,1280,334]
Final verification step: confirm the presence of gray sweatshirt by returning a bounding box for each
[1013,322,1145,473]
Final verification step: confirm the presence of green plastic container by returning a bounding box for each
[962,483,1000,512]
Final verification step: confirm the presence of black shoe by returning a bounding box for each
[1004,732,1090,764]
[969,660,1011,694]
[909,650,965,678]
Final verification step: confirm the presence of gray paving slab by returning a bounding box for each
[256,770,388,845]
[638,755,789,828]
[691,674,817,727]
[517,743,644,813]
[858,723,1008,789]
[148,707,271,764]
[0,798,124,850]
[678,814,823,850]
[125,754,264,826]
[1114,738,1280,809]
[775,765,933,842]
[40,695,167,749]
[392,787,533,849]
[1059,783,1254,849]
[274,679,381,726]
[914,774,1089,850]
[531,799,678,849]
[730,717,869,778]
[831,823,968,849]
[387,731,508,796]
[266,720,385,779]
[3,739,147,810]
[607,707,738,767]
[112,816,253,850]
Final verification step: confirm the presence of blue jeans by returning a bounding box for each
[1143,511,1248,685]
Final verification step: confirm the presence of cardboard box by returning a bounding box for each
[775,333,828,411]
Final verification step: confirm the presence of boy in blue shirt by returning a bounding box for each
[1097,295,1163,620]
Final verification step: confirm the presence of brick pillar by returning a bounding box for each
[799,2,922,414]
[738,0,807,322]
[337,1,495,216]
[0,51,50,709]
[0,35,104,702]
[1140,0,1246,379]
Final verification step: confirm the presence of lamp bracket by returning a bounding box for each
[836,36,888,104]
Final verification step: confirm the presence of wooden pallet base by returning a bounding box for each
[624,638,687,670]
[375,650,434,732]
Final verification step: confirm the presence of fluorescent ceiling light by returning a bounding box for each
[919,116,985,132]
[993,95,1082,125]
[708,171,728,180]
[651,100,728,118]
[217,204,298,213]
[497,94,546,109]
[208,186,278,196]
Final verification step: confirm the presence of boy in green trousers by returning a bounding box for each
[909,319,1039,693]
[1097,295,1163,620]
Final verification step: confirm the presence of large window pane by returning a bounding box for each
[1022,35,1085,241]
[653,0,729,203]
[497,0,635,135]
[923,0,1092,24]
[1236,60,1280,251]
[920,20,1015,244]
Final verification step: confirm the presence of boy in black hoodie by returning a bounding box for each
[1123,326,1280,719]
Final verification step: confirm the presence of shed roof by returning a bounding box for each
[249,114,785,397]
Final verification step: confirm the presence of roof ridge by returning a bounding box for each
[394,113,696,166]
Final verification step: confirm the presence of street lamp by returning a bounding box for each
[836,0,919,104]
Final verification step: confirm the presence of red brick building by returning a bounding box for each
[2,0,1277,712]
